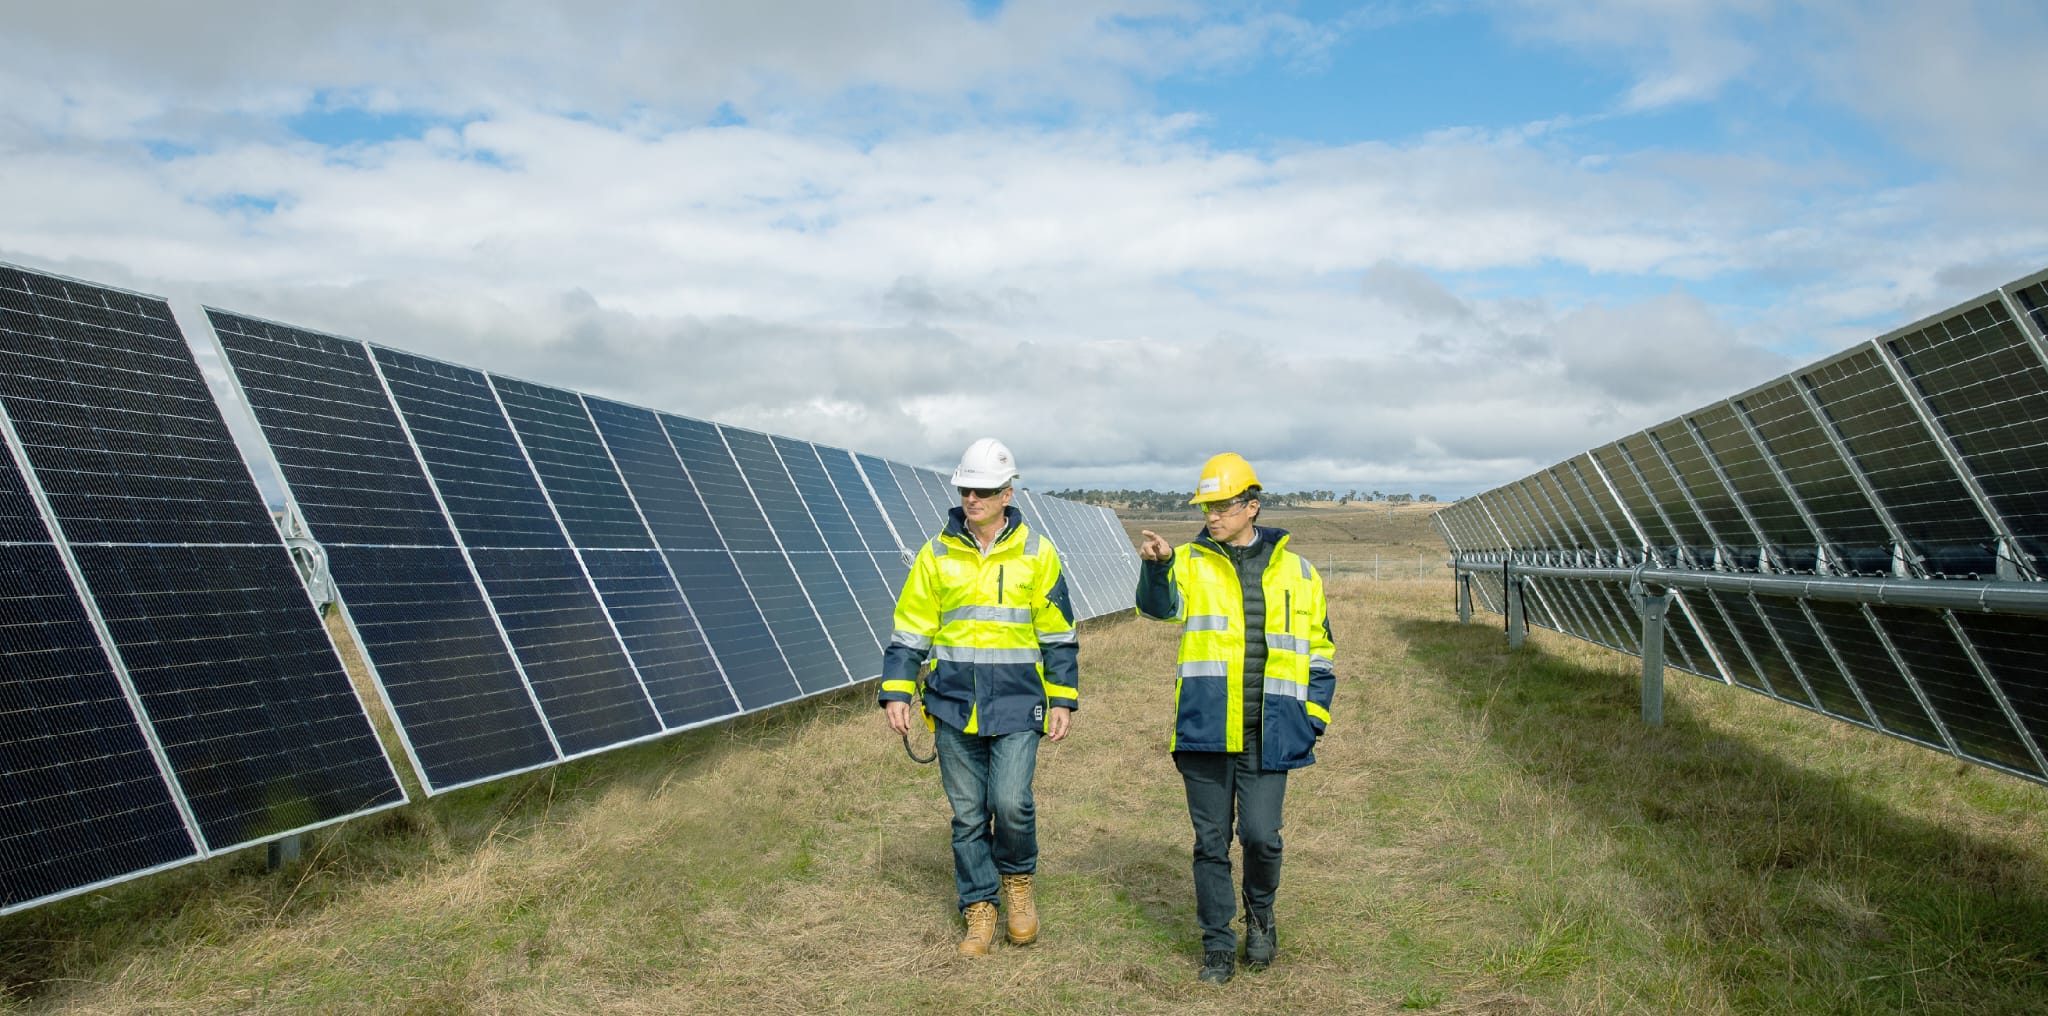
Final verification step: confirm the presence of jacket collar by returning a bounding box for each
[1191,524,1290,558]
[945,504,1024,549]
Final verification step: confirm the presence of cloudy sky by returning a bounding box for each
[4,0,2045,497]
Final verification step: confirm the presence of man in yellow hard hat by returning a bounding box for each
[880,437,1079,956]
[1135,452,1336,984]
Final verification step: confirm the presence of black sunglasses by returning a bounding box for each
[958,486,1009,500]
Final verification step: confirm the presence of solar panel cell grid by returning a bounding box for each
[1679,592,1768,692]
[2013,281,2048,341]
[816,446,903,555]
[1798,599,1941,745]
[1,273,405,906]
[465,546,660,756]
[659,415,779,554]
[1660,599,1716,679]
[857,453,925,555]
[772,438,896,644]
[813,445,911,592]
[728,553,849,694]
[0,540,196,913]
[1591,444,1674,558]
[581,399,799,709]
[1742,380,1895,570]
[1887,304,2048,571]
[1653,421,1754,565]
[1,302,274,545]
[323,544,556,789]
[579,549,737,727]
[1806,348,1994,571]
[716,426,876,675]
[1705,592,1807,704]
[208,315,454,547]
[372,349,567,550]
[1751,598,1869,723]
[1865,605,2035,774]
[491,377,656,551]
[1693,403,1807,556]
[1620,435,1716,554]
[659,549,802,709]
[1951,612,2048,770]
[891,461,943,533]
[661,416,846,693]
[582,398,727,554]
[72,544,405,847]
[1566,457,1634,556]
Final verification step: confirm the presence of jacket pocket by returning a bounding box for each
[1265,697,1319,768]
[1174,677,1227,748]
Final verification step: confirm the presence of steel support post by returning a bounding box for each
[1638,591,1670,726]
[1506,571,1527,650]
[267,834,303,870]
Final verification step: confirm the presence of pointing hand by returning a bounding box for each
[1137,530,1172,562]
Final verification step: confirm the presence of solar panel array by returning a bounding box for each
[0,260,1137,916]
[0,266,405,916]
[1437,265,2048,785]
[207,311,1141,796]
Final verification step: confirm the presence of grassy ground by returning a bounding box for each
[4,509,2047,1013]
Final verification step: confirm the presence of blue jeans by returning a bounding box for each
[1175,729,1288,953]
[935,724,1041,911]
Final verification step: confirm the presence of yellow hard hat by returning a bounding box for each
[1188,452,1260,504]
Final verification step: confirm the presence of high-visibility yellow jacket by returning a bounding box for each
[879,506,1079,735]
[1135,526,1335,770]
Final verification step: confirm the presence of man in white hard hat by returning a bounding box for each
[1135,452,1336,984]
[880,437,1080,956]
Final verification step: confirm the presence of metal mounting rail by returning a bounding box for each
[1450,557,2048,616]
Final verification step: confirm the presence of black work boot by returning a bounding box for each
[1198,949,1235,984]
[1244,913,1276,970]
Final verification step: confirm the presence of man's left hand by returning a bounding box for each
[1046,706,1072,741]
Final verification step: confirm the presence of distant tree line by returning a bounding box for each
[1047,488,1437,511]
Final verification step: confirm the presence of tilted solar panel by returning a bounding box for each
[0,268,404,914]
[208,312,558,792]
[853,452,923,561]
[722,425,880,673]
[1448,265,2048,787]
[492,376,738,729]
[371,347,662,757]
[661,414,848,694]
[771,435,897,646]
[0,431,196,914]
[812,443,912,591]
[582,397,801,711]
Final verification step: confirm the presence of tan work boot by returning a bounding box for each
[958,901,999,956]
[999,872,1039,946]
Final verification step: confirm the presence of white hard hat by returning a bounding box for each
[951,437,1020,488]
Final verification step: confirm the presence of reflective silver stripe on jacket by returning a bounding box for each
[1266,632,1313,655]
[1177,660,1229,678]
[1025,531,1040,555]
[1262,677,1308,700]
[1038,629,1077,645]
[1183,614,1230,632]
[891,630,933,650]
[1299,556,1311,578]
[942,605,1033,625]
[933,645,1043,664]
[1312,654,1334,672]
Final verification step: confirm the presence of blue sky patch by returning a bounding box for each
[284,100,452,147]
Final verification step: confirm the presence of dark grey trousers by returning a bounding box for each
[1174,730,1288,954]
